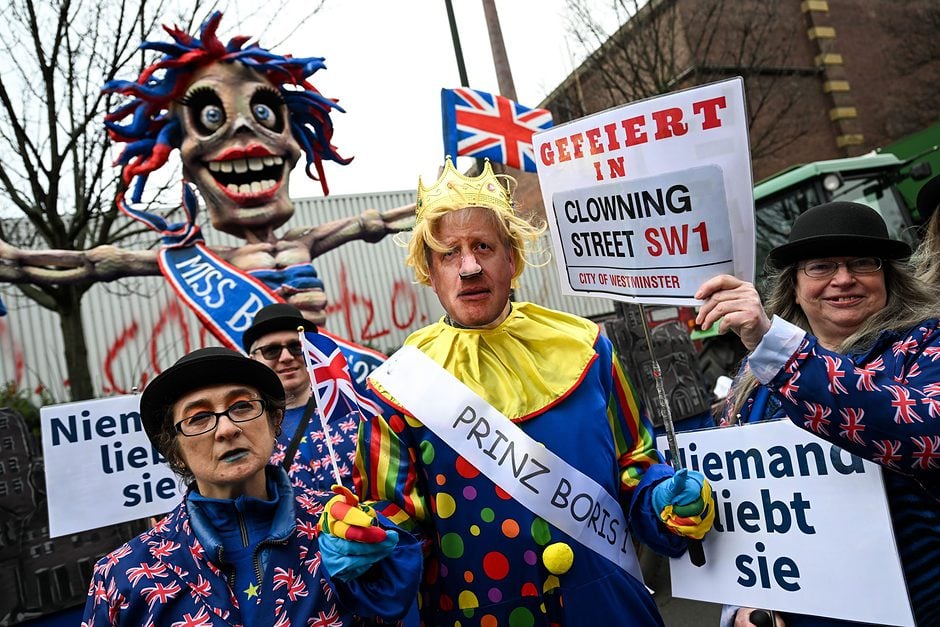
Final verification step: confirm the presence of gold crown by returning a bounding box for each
[416,156,514,224]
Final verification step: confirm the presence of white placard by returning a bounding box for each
[41,395,182,537]
[534,77,754,305]
[658,420,914,626]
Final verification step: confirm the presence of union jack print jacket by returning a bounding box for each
[81,466,420,626]
[271,404,360,494]
[735,317,940,477]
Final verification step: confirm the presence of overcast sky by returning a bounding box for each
[0,2,611,218]
[256,0,605,198]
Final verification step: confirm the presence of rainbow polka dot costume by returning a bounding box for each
[356,303,688,625]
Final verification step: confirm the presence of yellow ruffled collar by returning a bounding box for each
[399,302,599,421]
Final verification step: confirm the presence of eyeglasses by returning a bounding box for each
[251,341,303,361]
[174,399,266,437]
[798,257,883,279]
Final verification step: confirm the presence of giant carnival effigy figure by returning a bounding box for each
[0,11,411,349]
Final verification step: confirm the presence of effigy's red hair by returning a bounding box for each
[103,11,349,204]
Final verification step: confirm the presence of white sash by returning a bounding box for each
[370,345,643,582]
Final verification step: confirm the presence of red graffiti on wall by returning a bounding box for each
[102,320,139,394]
[3,265,433,399]
[148,300,191,374]
[323,262,429,344]
[390,279,421,330]
[102,300,209,395]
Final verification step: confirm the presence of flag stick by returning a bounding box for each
[298,327,344,487]
[637,304,706,567]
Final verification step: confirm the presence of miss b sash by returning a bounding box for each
[159,244,279,350]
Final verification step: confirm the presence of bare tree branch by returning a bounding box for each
[562,0,816,161]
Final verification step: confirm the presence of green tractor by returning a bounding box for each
[753,150,936,289]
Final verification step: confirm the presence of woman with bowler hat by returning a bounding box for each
[697,202,940,626]
[82,347,420,626]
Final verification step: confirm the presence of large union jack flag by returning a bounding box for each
[441,87,553,172]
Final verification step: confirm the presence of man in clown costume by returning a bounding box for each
[356,157,715,625]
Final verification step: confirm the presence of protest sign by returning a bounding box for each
[533,77,754,305]
[658,420,914,626]
[41,395,182,537]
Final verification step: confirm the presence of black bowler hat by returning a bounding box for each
[139,347,285,452]
[916,174,940,221]
[768,201,911,268]
[241,303,317,353]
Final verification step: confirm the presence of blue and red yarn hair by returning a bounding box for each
[103,11,350,204]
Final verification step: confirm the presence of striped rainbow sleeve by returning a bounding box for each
[353,411,430,531]
[607,347,661,493]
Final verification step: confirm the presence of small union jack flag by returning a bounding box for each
[873,439,903,468]
[441,87,553,172]
[780,371,801,403]
[301,331,382,420]
[912,435,940,470]
[170,606,212,627]
[142,580,181,611]
[838,407,866,446]
[300,330,382,486]
[126,561,167,585]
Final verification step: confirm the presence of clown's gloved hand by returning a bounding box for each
[318,485,399,582]
[651,468,715,540]
[319,485,387,543]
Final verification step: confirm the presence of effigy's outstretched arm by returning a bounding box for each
[292,204,416,257]
[0,205,416,287]
[0,238,160,286]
